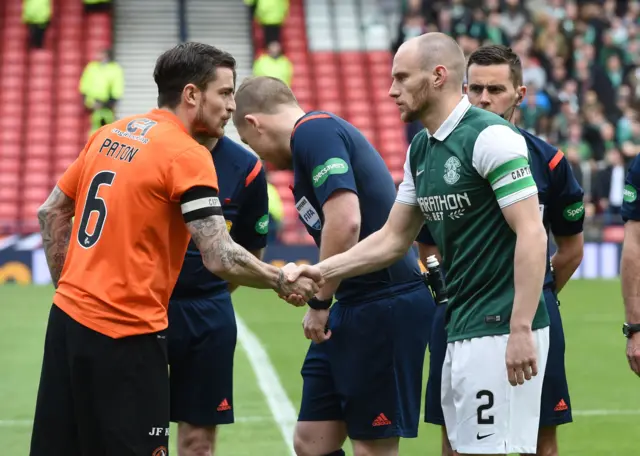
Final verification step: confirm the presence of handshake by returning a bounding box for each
[275,263,324,306]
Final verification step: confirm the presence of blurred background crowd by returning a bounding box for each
[4,0,640,243]
[246,0,640,239]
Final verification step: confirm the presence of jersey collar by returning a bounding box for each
[431,95,472,142]
[149,109,189,134]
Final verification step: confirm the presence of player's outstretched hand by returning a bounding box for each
[277,263,324,306]
[505,328,538,386]
[276,263,324,306]
[626,332,640,377]
[302,308,331,344]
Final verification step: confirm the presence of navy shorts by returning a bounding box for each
[425,288,572,427]
[168,292,237,426]
[298,282,435,440]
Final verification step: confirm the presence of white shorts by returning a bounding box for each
[441,327,550,455]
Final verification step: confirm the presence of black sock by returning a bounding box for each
[324,451,345,456]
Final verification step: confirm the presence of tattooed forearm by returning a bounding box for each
[37,187,75,288]
[187,216,282,290]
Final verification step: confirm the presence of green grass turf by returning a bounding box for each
[0,280,637,455]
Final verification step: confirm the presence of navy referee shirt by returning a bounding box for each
[171,136,269,299]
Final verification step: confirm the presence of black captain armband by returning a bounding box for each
[180,186,223,223]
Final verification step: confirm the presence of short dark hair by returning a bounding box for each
[153,42,236,109]
[233,76,298,126]
[467,44,523,87]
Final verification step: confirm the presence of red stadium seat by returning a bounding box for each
[284,203,298,222]
[0,158,20,174]
[281,230,299,245]
[269,171,294,187]
[23,185,51,204]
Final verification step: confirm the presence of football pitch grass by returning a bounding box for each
[0,280,637,455]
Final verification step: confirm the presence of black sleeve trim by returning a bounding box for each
[181,186,223,222]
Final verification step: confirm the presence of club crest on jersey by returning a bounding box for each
[296,196,322,230]
[444,156,461,185]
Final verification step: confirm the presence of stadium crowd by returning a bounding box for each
[246,0,640,230]
[393,0,640,228]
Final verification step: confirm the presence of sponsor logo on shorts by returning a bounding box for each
[255,214,269,235]
[554,399,569,412]
[624,184,637,203]
[563,201,585,221]
[312,158,349,187]
[152,446,168,456]
[217,398,232,411]
[148,427,169,437]
[476,432,494,440]
[372,413,392,426]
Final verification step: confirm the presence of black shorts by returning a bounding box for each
[168,292,237,426]
[30,304,170,456]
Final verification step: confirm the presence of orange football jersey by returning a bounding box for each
[54,109,218,338]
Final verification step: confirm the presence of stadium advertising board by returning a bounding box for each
[0,235,625,285]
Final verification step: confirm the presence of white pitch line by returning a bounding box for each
[236,315,297,456]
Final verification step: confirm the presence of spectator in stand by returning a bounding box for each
[22,0,51,49]
[253,41,293,87]
[245,0,289,46]
[79,49,124,134]
[83,0,112,13]
[595,147,628,226]
[382,0,640,228]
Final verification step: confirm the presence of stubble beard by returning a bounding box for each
[402,86,431,124]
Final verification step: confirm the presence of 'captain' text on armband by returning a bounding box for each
[180,186,223,223]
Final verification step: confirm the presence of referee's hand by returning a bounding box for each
[302,308,331,344]
[627,333,640,377]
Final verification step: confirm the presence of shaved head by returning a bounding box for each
[402,32,466,87]
[390,32,466,124]
[233,76,298,127]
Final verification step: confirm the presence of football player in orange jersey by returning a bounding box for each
[30,42,322,456]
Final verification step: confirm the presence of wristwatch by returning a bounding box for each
[622,323,640,338]
[307,297,332,310]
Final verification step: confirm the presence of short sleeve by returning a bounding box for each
[293,118,358,206]
[416,224,435,245]
[547,150,585,236]
[472,124,537,208]
[396,145,418,206]
[57,126,106,199]
[622,155,640,222]
[231,160,269,250]
[57,156,84,199]
[166,145,219,202]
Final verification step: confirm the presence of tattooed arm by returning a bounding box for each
[228,248,265,293]
[187,215,321,299]
[37,187,75,288]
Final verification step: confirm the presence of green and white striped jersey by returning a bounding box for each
[396,96,549,341]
